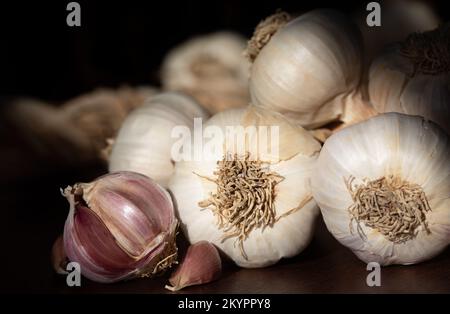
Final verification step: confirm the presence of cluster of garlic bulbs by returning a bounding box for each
[161,32,250,114]
[369,24,450,134]
[109,92,209,187]
[52,6,450,288]
[169,106,321,267]
[247,9,369,129]
[312,113,450,265]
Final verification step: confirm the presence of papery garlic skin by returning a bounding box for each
[109,92,209,188]
[6,86,158,166]
[169,106,321,268]
[161,32,250,114]
[63,171,178,283]
[369,39,450,135]
[249,9,364,128]
[311,113,450,265]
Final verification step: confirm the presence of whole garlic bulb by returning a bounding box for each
[161,32,250,114]
[248,9,365,128]
[369,25,450,134]
[311,113,450,265]
[109,92,209,187]
[63,171,178,283]
[169,106,321,268]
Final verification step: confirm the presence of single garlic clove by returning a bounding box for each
[63,171,178,283]
[51,235,68,275]
[165,241,222,291]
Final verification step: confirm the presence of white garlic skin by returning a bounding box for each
[109,92,209,187]
[161,32,250,113]
[249,9,363,128]
[311,113,450,265]
[169,106,321,268]
[369,44,450,135]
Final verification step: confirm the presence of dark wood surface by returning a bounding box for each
[1,167,449,294]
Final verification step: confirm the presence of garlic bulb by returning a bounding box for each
[6,86,158,165]
[169,106,321,268]
[63,171,178,283]
[109,92,209,187]
[369,25,450,134]
[248,9,366,128]
[311,113,450,265]
[51,235,68,275]
[161,32,250,114]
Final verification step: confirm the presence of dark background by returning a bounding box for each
[0,0,448,293]
[0,0,447,102]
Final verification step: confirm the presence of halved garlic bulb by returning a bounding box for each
[312,113,450,265]
[161,32,250,114]
[63,171,178,283]
[109,92,209,187]
[369,25,450,134]
[169,106,321,268]
[248,9,365,128]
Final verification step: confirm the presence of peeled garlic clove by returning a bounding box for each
[51,235,68,275]
[165,241,222,291]
[169,106,321,268]
[63,171,178,283]
[311,113,450,265]
[248,9,364,128]
[369,25,450,135]
[161,32,250,114]
[109,92,209,188]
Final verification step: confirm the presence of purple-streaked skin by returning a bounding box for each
[63,171,177,283]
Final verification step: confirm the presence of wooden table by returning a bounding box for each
[2,168,449,294]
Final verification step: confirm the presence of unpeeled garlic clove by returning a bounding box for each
[165,241,222,291]
[51,235,68,275]
[63,171,178,283]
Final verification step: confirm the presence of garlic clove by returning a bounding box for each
[166,241,222,291]
[248,9,364,128]
[51,235,68,275]
[169,106,320,267]
[63,171,178,283]
[65,203,138,282]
